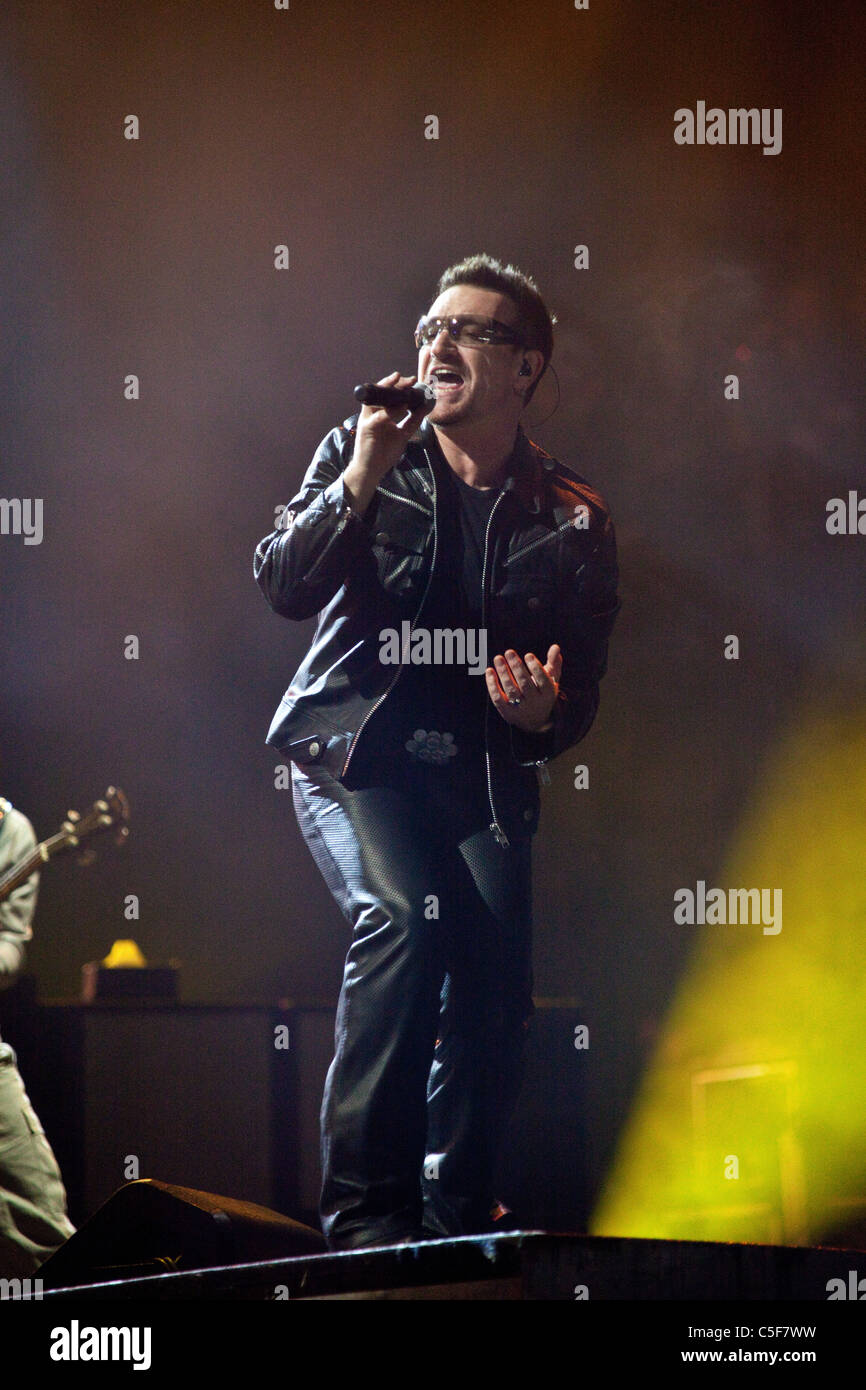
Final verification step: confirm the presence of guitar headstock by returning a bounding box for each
[59,786,130,856]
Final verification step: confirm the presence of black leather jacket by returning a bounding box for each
[254,415,620,847]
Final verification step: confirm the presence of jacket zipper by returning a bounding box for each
[503,515,582,567]
[375,486,430,516]
[504,520,571,790]
[340,466,439,777]
[481,490,510,848]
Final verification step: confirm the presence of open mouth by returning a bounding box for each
[429,368,465,394]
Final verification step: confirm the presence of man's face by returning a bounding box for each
[417,285,526,429]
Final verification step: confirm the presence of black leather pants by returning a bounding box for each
[291,758,535,1250]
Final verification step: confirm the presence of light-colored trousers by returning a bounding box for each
[0,1046,75,1278]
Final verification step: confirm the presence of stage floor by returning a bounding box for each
[41,1229,865,1301]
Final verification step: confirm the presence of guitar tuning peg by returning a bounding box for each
[96,800,108,813]
[67,809,81,823]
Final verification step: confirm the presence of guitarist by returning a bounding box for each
[0,795,75,1278]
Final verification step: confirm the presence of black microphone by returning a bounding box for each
[354,382,436,411]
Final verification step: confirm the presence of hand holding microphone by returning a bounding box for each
[343,372,434,515]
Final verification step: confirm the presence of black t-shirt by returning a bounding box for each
[346,464,500,790]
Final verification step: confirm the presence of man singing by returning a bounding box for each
[255,254,619,1249]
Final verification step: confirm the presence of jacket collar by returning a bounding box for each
[416,418,546,516]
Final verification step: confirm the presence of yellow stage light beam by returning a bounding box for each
[592,706,866,1245]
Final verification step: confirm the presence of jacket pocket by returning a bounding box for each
[370,530,428,595]
[282,734,328,765]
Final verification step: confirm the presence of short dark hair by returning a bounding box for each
[432,253,555,403]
